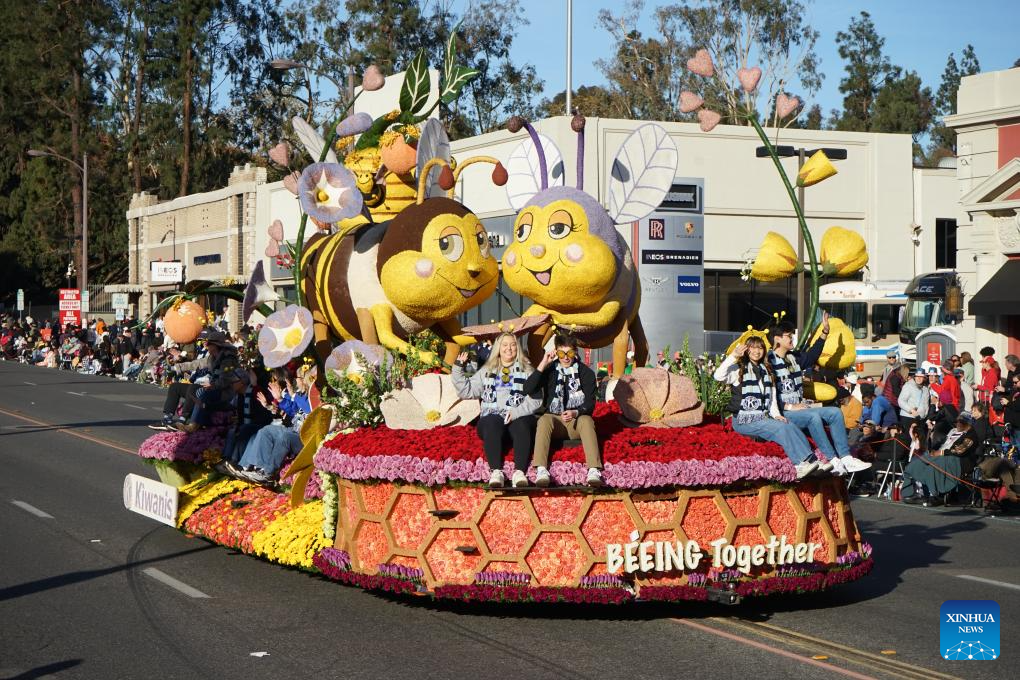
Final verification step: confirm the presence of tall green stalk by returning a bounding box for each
[747,114,820,349]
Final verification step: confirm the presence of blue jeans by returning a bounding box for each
[238,425,302,475]
[732,417,813,465]
[786,406,851,458]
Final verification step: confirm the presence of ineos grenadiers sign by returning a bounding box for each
[123,473,178,526]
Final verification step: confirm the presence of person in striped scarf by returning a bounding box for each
[453,332,542,488]
[714,335,819,479]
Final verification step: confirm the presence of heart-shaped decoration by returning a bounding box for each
[697,109,722,132]
[265,241,280,258]
[737,66,762,93]
[776,93,800,119]
[686,48,714,77]
[283,171,300,195]
[268,219,284,242]
[361,64,385,92]
[679,91,704,113]
[268,141,290,167]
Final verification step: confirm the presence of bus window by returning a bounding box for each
[872,303,902,338]
[819,302,867,339]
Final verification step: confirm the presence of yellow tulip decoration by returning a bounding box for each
[748,232,801,282]
[819,226,868,277]
[809,317,857,370]
[796,150,838,187]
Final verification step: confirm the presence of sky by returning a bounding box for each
[489,0,1020,117]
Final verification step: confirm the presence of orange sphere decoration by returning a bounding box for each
[164,300,207,344]
[380,136,418,175]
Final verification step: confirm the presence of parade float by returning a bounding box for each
[128,44,874,605]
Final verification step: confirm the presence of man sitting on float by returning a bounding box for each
[767,314,871,475]
[524,334,603,487]
[713,332,820,479]
[453,332,542,489]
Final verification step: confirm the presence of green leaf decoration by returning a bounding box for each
[399,50,431,114]
[440,65,479,104]
[443,22,460,87]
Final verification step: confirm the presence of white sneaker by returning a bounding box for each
[816,460,835,473]
[488,469,505,488]
[587,468,604,487]
[839,456,872,473]
[828,457,846,476]
[534,466,551,488]
[795,461,819,479]
[512,470,528,488]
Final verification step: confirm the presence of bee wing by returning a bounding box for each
[606,124,678,224]
[504,134,565,211]
[291,116,339,165]
[416,119,451,199]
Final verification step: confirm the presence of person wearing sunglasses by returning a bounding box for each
[525,334,603,487]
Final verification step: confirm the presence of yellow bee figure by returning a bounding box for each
[502,116,679,376]
[301,157,505,366]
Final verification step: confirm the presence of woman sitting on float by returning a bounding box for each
[713,332,820,479]
[453,332,541,489]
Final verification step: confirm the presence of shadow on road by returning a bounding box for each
[3,659,83,679]
[0,419,158,436]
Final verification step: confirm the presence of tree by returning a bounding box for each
[929,45,980,156]
[871,70,934,160]
[536,85,621,119]
[596,0,823,126]
[833,11,894,132]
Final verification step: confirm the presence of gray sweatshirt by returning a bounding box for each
[451,364,541,420]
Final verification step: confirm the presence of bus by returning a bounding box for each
[818,281,908,377]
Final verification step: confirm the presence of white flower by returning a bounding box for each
[379,373,479,430]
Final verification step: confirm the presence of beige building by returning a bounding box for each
[946,66,1020,359]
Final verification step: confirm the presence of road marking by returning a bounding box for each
[142,568,211,599]
[11,500,54,519]
[23,381,36,385]
[124,404,146,410]
[0,407,137,455]
[956,574,1020,592]
[66,391,87,397]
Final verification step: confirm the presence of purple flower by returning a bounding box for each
[297,162,363,225]
[258,305,313,368]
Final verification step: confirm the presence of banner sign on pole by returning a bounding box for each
[123,473,178,527]
[16,289,24,311]
[111,292,129,309]
[58,288,82,327]
[81,289,90,314]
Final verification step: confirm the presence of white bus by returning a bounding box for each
[818,281,908,377]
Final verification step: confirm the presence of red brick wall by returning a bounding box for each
[1000,123,1020,200]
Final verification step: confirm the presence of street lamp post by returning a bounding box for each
[28,149,88,296]
[754,145,847,331]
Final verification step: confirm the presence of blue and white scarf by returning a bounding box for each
[549,363,584,414]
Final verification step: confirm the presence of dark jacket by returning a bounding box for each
[233,386,274,432]
[523,360,598,417]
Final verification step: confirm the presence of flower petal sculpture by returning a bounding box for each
[242,260,280,323]
[324,340,385,382]
[336,112,373,138]
[797,150,837,187]
[258,305,314,368]
[614,368,704,428]
[379,373,479,430]
[297,162,364,225]
[810,317,857,370]
[749,232,799,282]
[819,226,868,276]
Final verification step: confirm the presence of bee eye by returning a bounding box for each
[516,222,532,242]
[548,222,571,240]
[438,234,465,261]
[476,231,490,255]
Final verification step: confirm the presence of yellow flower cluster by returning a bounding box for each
[176,477,251,528]
[249,500,330,569]
[335,135,355,152]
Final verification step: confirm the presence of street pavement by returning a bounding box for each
[1,360,1016,680]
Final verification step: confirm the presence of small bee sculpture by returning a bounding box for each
[501,115,679,376]
[301,155,506,366]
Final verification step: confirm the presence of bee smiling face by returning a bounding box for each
[502,187,621,311]
[379,197,499,321]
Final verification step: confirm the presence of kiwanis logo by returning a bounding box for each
[940,600,999,660]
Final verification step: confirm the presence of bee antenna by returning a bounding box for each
[571,112,586,191]
[508,116,547,190]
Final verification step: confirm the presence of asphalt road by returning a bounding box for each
[1,360,1016,680]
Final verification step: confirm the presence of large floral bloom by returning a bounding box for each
[797,150,838,187]
[258,305,313,368]
[297,162,363,225]
[819,226,868,276]
[379,373,479,430]
[614,368,704,428]
[748,231,799,282]
[324,340,385,383]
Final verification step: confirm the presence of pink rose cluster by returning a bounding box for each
[137,427,226,463]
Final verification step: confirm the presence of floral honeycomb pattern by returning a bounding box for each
[334,477,859,590]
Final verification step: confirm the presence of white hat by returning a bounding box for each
[845,372,859,385]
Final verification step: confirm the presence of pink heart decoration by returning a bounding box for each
[686,48,714,77]
[268,219,284,242]
[737,66,762,93]
[268,141,291,167]
[697,109,722,132]
[679,91,704,113]
[361,64,385,92]
[776,93,800,119]
[283,171,300,195]
[265,241,280,258]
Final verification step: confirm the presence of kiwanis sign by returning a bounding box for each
[123,473,178,527]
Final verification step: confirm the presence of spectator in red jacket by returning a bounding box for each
[938,359,961,409]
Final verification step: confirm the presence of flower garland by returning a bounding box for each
[249,500,330,569]
[319,472,339,540]
[138,427,227,464]
[183,487,290,552]
[176,477,251,528]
